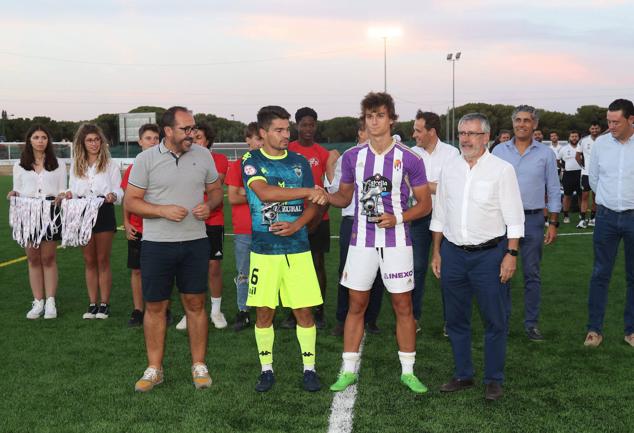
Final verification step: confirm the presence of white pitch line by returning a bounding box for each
[327,334,366,433]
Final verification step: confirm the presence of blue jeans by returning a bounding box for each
[335,216,384,324]
[587,206,634,335]
[516,212,545,329]
[441,240,509,384]
[234,234,251,312]
[410,214,434,321]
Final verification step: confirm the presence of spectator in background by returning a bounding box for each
[489,129,512,151]
[585,98,634,348]
[410,110,458,335]
[533,129,544,143]
[176,123,229,330]
[225,122,263,331]
[8,125,67,319]
[558,131,582,223]
[285,107,331,330]
[68,123,123,320]
[325,119,385,337]
[575,121,601,228]
[121,123,160,327]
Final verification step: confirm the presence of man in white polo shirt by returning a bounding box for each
[575,122,601,228]
[410,110,458,334]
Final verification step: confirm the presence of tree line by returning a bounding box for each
[0,103,608,146]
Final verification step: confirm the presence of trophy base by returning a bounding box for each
[366,215,382,224]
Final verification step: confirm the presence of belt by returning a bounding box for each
[599,205,634,215]
[524,209,543,215]
[454,236,504,252]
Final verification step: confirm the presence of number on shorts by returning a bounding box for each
[250,268,259,285]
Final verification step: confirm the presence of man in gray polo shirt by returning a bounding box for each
[125,106,223,392]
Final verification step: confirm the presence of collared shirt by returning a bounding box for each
[577,135,597,176]
[492,139,561,213]
[324,154,356,217]
[13,161,67,198]
[410,139,459,207]
[129,140,219,242]
[430,151,525,245]
[69,160,123,204]
[558,144,582,171]
[589,132,634,212]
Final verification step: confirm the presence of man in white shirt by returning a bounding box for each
[410,111,458,333]
[430,113,524,401]
[557,131,583,223]
[575,122,601,228]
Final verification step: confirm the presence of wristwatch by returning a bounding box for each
[548,220,560,227]
[506,249,519,257]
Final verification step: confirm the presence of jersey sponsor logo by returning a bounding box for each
[244,164,257,175]
[394,159,402,171]
[383,270,414,280]
[293,164,303,177]
[278,181,285,188]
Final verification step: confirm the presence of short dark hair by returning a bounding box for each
[608,99,634,118]
[21,124,58,172]
[295,107,318,123]
[360,92,398,122]
[589,121,601,127]
[534,128,543,134]
[499,129,512,136]
[196,123,215,148]
[257,106,291,130]
[415,110,441,135]
[569,130,580,136]
[138,123,160,139]
[161,106,190,129]
[244,122,260,139]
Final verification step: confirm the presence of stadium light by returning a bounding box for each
[367,26,403,92]
[447,51,461,145]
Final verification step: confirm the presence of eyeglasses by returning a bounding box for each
[457,131,486,138]
[177,125,199,135]
[85,137,102,144]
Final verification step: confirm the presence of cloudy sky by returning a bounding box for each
[1,0,632,122]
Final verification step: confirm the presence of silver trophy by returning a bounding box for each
[360,185,384,223]
[261,202,281,231]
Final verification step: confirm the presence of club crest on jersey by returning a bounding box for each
[293,164,302,178]
[308,157,319,167]
[243,165,257,176]
[394,159,402,171]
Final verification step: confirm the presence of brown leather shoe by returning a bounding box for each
[584,331,603,347]
[439,378,474,392]
[485,382,503,401]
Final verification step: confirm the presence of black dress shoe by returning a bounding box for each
[485,382,503,401]
[439,378,474,392]
[365,322,381,334]
[526,327,544,341]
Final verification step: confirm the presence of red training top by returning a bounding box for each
[204,151,229,226]
[225,158,252,235]
[288,141,330,221]
[121,164,143,233]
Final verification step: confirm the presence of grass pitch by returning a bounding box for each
[0,175,631,433]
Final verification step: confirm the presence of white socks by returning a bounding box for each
[261,364,273,372]
[210,297,222,315]
[342,352,360,373]
[398,351,416,375]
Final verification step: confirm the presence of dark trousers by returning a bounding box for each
[410,214,437,321]
[335,216,384,324]
[587,205,634,335]
[441,240,509,384]
[508,212,544,329]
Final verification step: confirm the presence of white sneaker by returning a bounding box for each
[176,315,187,331]
[44,297,57,319]
[563,217,570,224]
[26,299,45,319]
[576,220,588,229]
[210,312,228,329]
[588,218,595,227]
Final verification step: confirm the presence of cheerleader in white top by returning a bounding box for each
[7,125,67,319]
[66,124,122,320]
